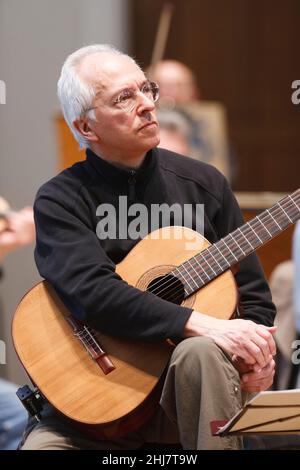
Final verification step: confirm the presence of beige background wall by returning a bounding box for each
[0,0,130,384]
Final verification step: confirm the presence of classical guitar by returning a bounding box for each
[12,189,300,438]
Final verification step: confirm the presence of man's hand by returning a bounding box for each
[0,207,35,260]
[184,311,277,370]
[233,356,276,392]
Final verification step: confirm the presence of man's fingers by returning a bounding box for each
[255,326,277,356]
[242,374,275,391]
[234,349,256,366]
[234,340,270,370]
[242,360,275,384]
[265,325,277,333]
[251,333,273,365]
[241,372,275,392]
[243,342,268,369]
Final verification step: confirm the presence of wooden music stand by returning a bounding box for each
[211,389,300,436]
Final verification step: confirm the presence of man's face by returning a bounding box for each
[77,53,160,163]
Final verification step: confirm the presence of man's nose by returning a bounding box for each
[136,92,155,114]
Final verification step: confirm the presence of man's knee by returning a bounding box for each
[171,336,224,365]
[169,336,239,385]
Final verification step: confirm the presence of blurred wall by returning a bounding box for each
[132,0,300,191]
[0,0,130,384]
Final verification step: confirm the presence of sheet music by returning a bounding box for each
[216,389,300,435]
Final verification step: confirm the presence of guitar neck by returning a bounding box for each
[175,189,300,296]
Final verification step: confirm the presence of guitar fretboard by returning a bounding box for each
[172,189,300,297]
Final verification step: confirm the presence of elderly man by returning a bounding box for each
[20,45,276,450]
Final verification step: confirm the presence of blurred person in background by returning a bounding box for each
[149,60,235,183]
[0,199,35,449]
[156,108,192,156]
[149,60,199,107]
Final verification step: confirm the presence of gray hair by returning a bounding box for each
[57,44,136,149]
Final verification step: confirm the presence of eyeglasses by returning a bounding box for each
[86,81,160,116]
[113,81,159,113]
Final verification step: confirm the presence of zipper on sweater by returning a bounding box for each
[128,170,136,202]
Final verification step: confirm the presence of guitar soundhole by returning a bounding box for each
[147,274,185,305]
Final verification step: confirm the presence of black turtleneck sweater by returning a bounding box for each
[34,148,276,340]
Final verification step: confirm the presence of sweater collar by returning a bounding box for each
[85,148,158,186]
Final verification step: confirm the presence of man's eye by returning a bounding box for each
[117,90,132,103]
[142,84,151,93]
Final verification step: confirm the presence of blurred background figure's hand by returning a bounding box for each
[0,206,35,260]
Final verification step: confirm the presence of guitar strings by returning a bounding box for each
[145,193,300,302]
[151,201,300,303]
[148,192,300,297]
[148,203,299,302]
[75,327,104,353]
[150,206,294,301]
[148,202,296,300]
[151,203,293,305]
[150,215,300,304]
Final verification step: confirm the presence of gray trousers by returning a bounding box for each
[20,337,243,450]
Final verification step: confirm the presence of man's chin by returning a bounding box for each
[150,133,160,148]
[141,134,160,150]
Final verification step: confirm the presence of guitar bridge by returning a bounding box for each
[66,316,115,375]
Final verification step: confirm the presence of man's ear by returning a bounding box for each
[73,118,99,143]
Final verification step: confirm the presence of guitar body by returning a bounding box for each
[12,226,237,438]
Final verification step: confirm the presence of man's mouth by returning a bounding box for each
[138,121,158,131]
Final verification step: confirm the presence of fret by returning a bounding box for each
[193,257,211,280]
[289,194,300,212]
[183,285,192,297]
[247,222,263,244]
[229,233,246,256]
[174,266,194,293]
[237,227,254,251]
[221,238,239,261]
[214,242,233,265]
[282,199,299,220]
[277,201,293,223]
[266,209,282,230]
[185,260,203,288]
[186,259,205,287]
[181,263,199,290]
[198,251,218,277]
[207,248,223,271]
[257,217,272,238]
